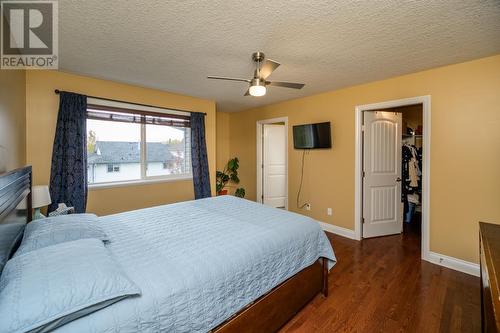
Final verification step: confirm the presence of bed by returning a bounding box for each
[0,167,336,333]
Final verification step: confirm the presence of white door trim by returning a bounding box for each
[256,117,289,210]
[354,96,431,262]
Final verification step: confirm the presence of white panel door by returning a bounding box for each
[263,124,287,208]
[363,111,402,238]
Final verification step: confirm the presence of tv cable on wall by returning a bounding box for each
[296,149,310,209]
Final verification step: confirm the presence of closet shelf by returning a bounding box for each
[403,134,423,137]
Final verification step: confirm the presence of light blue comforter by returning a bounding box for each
[55,196,336,333]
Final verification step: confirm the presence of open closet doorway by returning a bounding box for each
[256,117,288,210]
[355,96,431,260]
[400,105,424,236]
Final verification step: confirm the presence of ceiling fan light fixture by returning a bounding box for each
[249,85,266,97]
[249,78,266,97]
[206,52,304,97]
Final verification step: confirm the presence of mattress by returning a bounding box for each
[55,196,336,333]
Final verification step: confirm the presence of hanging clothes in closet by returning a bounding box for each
[402,143,422,223]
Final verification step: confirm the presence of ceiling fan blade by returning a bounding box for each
[207,76,251,83]
[268,81,305,89]
[259,59,280,79]
[244,89,250,96]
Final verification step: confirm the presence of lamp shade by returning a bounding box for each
[32,185,52,208]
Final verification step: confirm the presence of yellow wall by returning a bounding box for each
[25,71,216,215]
[221,54,500,263]
[216,111,231,171]
[0,70,26,172]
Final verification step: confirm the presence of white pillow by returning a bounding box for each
[0,238,140,333]
[14,214,108,257]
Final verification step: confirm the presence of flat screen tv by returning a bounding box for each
[293,122,331,149]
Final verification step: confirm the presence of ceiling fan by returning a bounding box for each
[207,52,305,97]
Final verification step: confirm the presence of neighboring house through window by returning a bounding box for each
[86,100,192,185]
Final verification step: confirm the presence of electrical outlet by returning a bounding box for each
[305,203,311,211]
[327,208,332,216]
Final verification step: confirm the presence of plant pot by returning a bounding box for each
[218,189,228,196]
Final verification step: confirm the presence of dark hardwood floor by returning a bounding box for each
[280,221,480,333]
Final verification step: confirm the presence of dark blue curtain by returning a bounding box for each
[190,112,211,199]
[48,92,88,213]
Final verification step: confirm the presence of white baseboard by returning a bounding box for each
[318,221,479,277]
[425,251,480,277]
[318,222,357,240]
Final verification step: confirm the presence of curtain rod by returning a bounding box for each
[54,90,206,116]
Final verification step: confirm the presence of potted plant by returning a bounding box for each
[216,157,245,198]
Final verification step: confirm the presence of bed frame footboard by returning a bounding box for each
[322,257,329,297]
[212,257,329,333]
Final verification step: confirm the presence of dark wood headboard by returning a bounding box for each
[0,166,32,225]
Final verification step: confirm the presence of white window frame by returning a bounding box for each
[87,98,193,190]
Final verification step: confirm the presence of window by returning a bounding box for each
[107,164,120,173]
[146,123,191,177]
[86,103,192,185]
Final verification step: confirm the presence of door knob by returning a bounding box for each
[396,177,402,182]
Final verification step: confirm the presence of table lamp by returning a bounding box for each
[31,185,52,220]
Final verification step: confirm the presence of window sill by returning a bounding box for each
[88,175,193,190]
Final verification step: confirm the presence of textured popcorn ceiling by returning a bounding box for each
[58,0,500,112]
